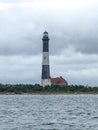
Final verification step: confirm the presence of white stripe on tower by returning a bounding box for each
[42,52,49,65]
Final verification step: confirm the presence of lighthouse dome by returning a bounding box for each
[43,31,48,37]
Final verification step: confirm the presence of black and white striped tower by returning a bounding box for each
[41,31,51,87]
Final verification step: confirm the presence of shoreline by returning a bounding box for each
[0,92,98,95]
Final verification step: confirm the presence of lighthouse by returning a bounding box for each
[41,31,51,87]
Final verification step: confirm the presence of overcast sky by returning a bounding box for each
[0,0,98,86]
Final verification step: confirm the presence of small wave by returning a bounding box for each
[42,122,55,125]
[93,116,98,119]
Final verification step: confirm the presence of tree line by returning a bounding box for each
[0,83,98,94]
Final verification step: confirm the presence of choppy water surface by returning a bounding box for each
[0,95,98,130]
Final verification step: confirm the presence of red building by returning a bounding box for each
[51,76,68,86]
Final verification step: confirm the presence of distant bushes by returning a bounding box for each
[0,84,43,94]
[0,83,98,94]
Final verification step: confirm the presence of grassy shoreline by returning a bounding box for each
[0,84,98,95]
[0,91,98,95]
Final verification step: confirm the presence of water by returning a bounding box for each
[0,95,98,130]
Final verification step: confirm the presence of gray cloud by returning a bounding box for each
[0,55,41,84]
[0,0,98,56]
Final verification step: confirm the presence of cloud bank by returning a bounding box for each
[0,0,98,86]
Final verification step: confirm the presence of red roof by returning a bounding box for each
[51,76,67,85]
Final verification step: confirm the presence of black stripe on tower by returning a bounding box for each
[42,65,50,79]
[42,31,49,52]
[43,40,49,52]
